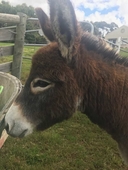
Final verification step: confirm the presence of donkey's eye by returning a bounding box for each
[33,80,50,87]
[31,78,54,94]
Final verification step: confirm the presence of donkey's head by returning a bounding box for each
[3,0,82,137]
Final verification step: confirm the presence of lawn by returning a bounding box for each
[0,43,127,170]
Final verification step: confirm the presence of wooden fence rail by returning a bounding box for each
[0,13,20,24]
[0,62,12,72]
[0,46,14,57]
[0,30,15,42]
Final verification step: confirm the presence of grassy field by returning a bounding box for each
[0,43,127,170]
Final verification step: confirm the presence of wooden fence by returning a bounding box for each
[0,13,27,79]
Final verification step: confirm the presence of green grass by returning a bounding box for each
[120,50,128,57]
[0,43,127,170]
[21,45,39,83]
[0,114,125,170]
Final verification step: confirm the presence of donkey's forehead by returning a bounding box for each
[30,42,70,81]
[32,42,63,63]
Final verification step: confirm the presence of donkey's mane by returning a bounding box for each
[82,32,128,67]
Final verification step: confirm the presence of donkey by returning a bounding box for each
[1,0,128,166]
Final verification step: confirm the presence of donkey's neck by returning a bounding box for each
[74,41,128,141]
[81,32,128,67]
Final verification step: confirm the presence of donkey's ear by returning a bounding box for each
[48,0,78,61]
[35,8,55,42]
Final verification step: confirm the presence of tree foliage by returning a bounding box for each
[80,22,100,36]
[94,21,118,31]
[80,21,118,37]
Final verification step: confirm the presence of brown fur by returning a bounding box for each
[11,0,128,165]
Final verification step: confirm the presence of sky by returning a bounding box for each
[2,0,128,27]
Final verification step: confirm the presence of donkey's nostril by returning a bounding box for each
[5,123,9,133]
[19,129,28,138]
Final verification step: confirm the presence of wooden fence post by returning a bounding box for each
[11,13,27,79]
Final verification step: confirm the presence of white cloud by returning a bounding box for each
[71,0,128,26]
[86,11,123,26]
[118,0,128,26]
[75,8,85,21]
[71,0,123,11]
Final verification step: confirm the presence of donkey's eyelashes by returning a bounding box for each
[31,78,54,94]
[33,80,50,88]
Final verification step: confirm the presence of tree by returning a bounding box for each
[80,21,100,36]
[0,1,12,13]
[93,21,118,37]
